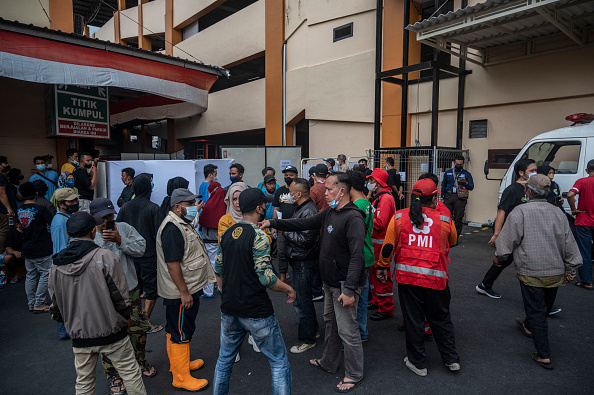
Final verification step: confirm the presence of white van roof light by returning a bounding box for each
[566,113,594,125]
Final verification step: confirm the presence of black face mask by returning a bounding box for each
[64,202,79,214]
[257,207,265,222]
[455,165,463,171]
[83,163,92,169]
[285,177,294,186]
[308,177,314,187]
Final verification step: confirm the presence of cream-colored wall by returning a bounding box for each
[0,0,51,28]
[307,0,375,26]
[94,17,115,42]
[173,0,218,28]
[174,0,264,67]
[0,78,57,177]
[120,7,138,40]
[176,78,265,139]
[142,0,165,36]
[286,0,307,38]
[308,120,374,159]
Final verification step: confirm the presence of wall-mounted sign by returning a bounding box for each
[53,85,110,139]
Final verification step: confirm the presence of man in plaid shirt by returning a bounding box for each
[495,174,581,370]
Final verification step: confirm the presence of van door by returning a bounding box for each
[519,139,585,213]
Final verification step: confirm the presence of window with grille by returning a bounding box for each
[333,23,353,42]
[469,120,488,139]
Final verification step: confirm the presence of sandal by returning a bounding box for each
[142,366,157,378]
[33,304,50,314]
[309,359,337,374]
[109,377,126,395]
[334,378,364,393]
[575,282,593,290]
[531,352,553,370]
[147,324,163,334]
[516,318,532,338]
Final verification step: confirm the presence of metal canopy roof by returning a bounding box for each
[406,0,594,65]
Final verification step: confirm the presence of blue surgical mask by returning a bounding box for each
[72,160,79,166]
[184,205,198,221]
[328,188,343,209]
[230,176,240,183]
[151,181,154,190]
[528,172,536,178]
[36,164,46,171]
[65,180,74,187]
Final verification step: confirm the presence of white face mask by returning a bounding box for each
[366,181,378,192]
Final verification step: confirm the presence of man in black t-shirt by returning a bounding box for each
[476,159,536,299]
[385,157,404,210]
[273,165,299,282]
[17,182,54,313]
[73,152,98,213]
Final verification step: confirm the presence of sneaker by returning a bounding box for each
[404,357,427,377]
[548,307,561,316]
[290,342,316,354]
[316,332,321,339]
[445,362,461,371]
[475,283,501,299]
[199,294,214,299]
[234,353,240,363]
[312,294,324,302]
[248,334,261,353]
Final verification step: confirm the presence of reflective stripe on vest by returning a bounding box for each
[440,215,450,223]
[372,238,384,244]
[376,292,394,296]
[395,263,447,279]
[395,212,403,220]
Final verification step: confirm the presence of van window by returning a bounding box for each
[521,141,580,174]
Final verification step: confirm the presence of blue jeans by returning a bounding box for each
[291,261,319,344]
[356,271,370,340]
[574,225,594,284]
[213,313,292,395]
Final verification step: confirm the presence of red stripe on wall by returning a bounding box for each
[0,30,218,91]
[110,94,184,114]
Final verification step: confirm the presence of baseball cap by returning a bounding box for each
[324,158,336,167]
[55,188,79,202]
[411,178,439,196]
[282,165,299,175]
[239,188,273,213]
[67,212,101,238]
[314,163,328,176]
[367,168,389,187]
[170,188,201,207]
[89,197,116,222]
[263,174,276,183]
[526,174,551,190]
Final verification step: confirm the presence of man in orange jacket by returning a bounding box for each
[378,178,460,376]
[367,169,396,321]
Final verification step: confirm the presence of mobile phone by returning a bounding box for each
[105,220,115,231]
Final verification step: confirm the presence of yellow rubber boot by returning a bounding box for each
[168,334,204,371]
[169,342,209,392]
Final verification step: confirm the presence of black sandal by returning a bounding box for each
[531,352,553,370]
[109,377,126,395]
[516,318,532,338]
[309,359,337,374]
[575,282,593,291]
[334,378,364,393]
[142,366,157,378]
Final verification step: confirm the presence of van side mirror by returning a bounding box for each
[484,160,489,176]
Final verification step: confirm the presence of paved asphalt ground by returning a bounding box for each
[1,227,592,395]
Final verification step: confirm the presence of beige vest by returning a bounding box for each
[156,211,216,299]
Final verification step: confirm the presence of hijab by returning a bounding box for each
[58,171,72,188]
[161,176,190,216]
[224,182,248,223]
[199,182,227,228]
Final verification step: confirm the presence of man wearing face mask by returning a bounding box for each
[366,168,396,321]
[30,156,59,201]
[262,174,277,220]
[61,148,79,174]
[273,165,300,283]
[156,188,214,392]
[310,164,330,212]
[73,152,98,213]
[441,156,474,238]
[117,168,136,208]
[476,159,537,299]
[260,172,366,393]
[225,163,246,193]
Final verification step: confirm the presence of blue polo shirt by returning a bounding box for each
[51,212,71,255]
[30,170,59,200]
[441,168,474,198]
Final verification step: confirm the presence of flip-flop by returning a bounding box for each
[516,318,532,338]
[142,366,157,378]
[334,378,364,393]
[147,324,163,334]
[531,352,553,370]
[575,282,593,291]
[309,359,337,374]
[34,305,50,314]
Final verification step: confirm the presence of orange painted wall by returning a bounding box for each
[165,0,182,55]
[264,0,284,146]
[48,0,73,32]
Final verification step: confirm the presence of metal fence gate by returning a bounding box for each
[367,147,470,207]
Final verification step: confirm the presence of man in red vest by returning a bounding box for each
[378,178,459,376]
[367,169,396,321]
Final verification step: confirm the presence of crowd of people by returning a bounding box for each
[0,150,589,394]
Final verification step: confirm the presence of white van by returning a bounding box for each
[486,113,594,215]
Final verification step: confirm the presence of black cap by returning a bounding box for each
[263,174,276,183]
[588,159,594,170]
[239,188,273,213]
[314,163,328,176]
[89,197,116,223]
[67,212,101,238]
[324,158,336,167]
[282,165,299,175]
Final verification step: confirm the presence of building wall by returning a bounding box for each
[0,0,52,28]
[308,120,374,160]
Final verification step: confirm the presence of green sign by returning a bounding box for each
[53,85,110,139]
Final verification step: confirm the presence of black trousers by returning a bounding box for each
[444,192,467,237]
[398,283,459,369]
[165,296,200,344]
[519,281,558,359]
[481,256,514,289]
